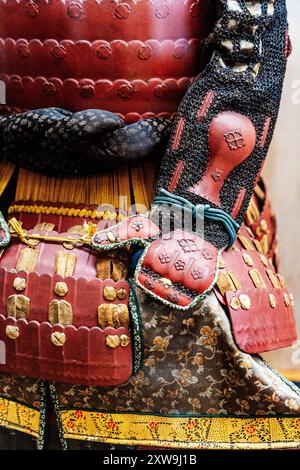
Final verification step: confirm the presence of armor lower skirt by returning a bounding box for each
[0,180,299,450]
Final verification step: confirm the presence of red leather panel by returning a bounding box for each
[214,220,297,353]
[0,315,132,386]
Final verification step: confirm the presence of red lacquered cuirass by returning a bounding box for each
[0,0,214,121]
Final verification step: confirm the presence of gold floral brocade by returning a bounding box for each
[0,397,40,438]
[61,410,300,449]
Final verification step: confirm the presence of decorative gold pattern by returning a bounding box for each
[6,325,20,340]
[55,251,77,277]
[7,294,30,319]
[0,397,40,438]
[98,304,129,329]
[48,299,73,326]
[13,277,26,292]
[51,331,66,347]
[16,247,39,272]
[9,204,126,222]
[60,410,300,449]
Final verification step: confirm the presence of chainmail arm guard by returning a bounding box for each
[157,0,289,248]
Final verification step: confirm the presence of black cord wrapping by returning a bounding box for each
[0,108,172,175]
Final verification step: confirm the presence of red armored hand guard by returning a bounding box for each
[91,1,292,311]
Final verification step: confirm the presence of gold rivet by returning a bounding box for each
[239,294,251,310]
[159,277,172,287]
[54,282,68,297]
[106,231,116,243]
[269,294,277,308]
[242,254,254,267]
[51,331,66,346]
[27,235,40,247]
[289,293,295,307]
[230,297,241,310]
[105,335,120,349]
[117,288,127,300]
[13,277,26,291]
[284,294,290,307]
[103,286,117,301]
[260,219,268,232]
[63,241,76,250]
[6,325,20,340]
[119,334,130,347]
[259,254,269,267]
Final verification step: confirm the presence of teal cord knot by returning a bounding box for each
[153,188,239,248]
[0,211,11,248]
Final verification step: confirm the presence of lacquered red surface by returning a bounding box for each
[0,0,215,121]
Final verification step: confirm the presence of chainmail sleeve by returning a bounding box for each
[156,0,289,248]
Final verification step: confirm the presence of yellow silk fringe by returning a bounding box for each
[15,161,158,210]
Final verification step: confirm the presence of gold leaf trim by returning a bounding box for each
[60,411,300,449]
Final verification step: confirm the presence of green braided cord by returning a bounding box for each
[153,188,239,248]
[0,211,11,248]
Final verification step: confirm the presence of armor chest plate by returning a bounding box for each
[0,0,214,121]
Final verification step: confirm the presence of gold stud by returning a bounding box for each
[119,334,130,347]
[13,277,26,292]
[254,184,265,200]
[249,269,267,289]
[260,219,268,232]
[103,286,117,301]
[242,253,254,267]
[51,331,66,346]
[105,335,120,349]
[63,241,76,250]
[239,294,251,310]
[277,274,286,289]
[266,270,281,289]
[230,297,241,310]
[289,293,295,307]
[106,231,116,243]
[238,235,255,251]
[284,294,290,307]
[217,272,236,295]
[6,325,20,340]
[54,282,68,297]
[253,239,263,253]
[159,277,172,287]
[117,288,127,300]
[227,272,241,290]
[259,254,269,267]
[269,294,277,308]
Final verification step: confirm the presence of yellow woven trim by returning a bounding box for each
[8,204,126,222]
[61,411,300,449]
[0,397,40,438]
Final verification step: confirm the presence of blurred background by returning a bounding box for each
[263,0,300,383]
